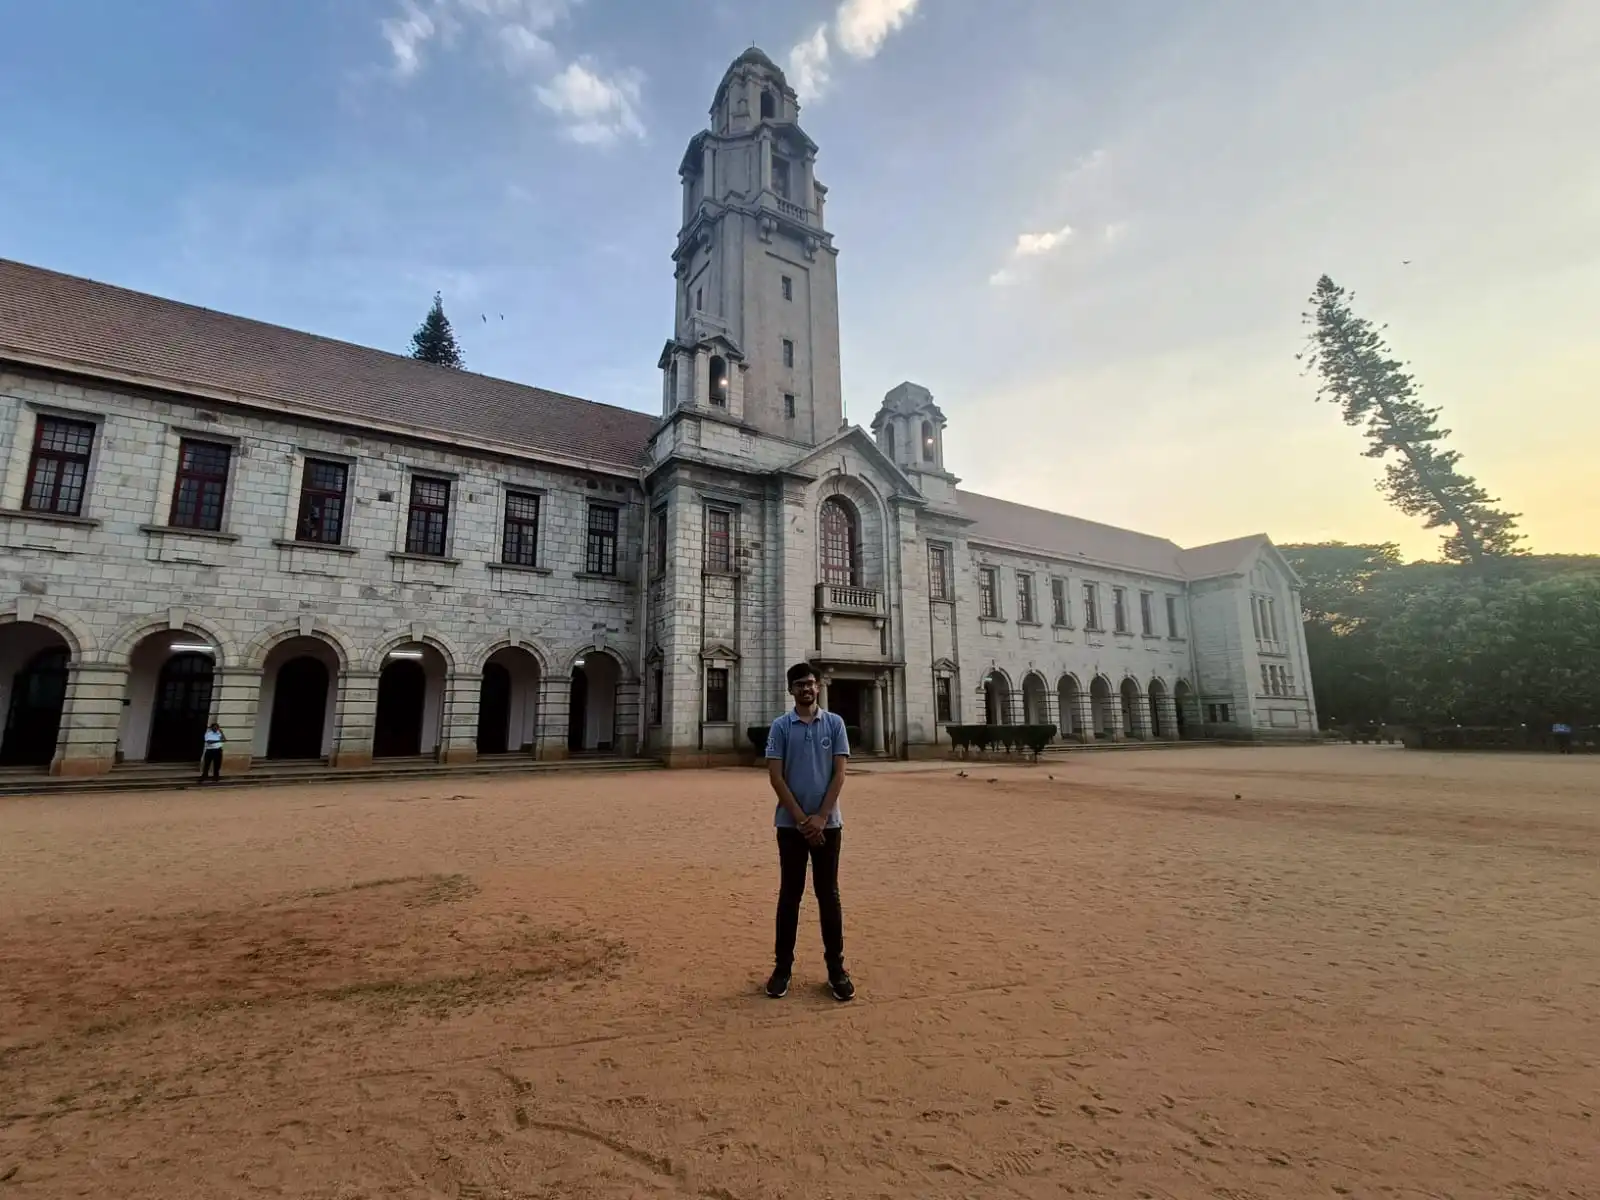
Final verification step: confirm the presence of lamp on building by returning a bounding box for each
[387,649,425,660]
[169,643,214,654]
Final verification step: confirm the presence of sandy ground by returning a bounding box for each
[1,746,1597,1199]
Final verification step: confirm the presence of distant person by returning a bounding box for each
[199,722,225,783]
[1552,721,1573,754]
[763,662,854,1002]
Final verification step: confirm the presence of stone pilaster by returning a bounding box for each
[52,663,127,776]
[869,677,886,754]
[439,671,480,764]
[1155,694,1179,740]
[331,669,378,767]
[1073,690,1094,744]
[213,666,261,772]
[1125,689,1153,740]
[536,673,571,760]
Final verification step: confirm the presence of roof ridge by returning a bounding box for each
[957,488,1181,546]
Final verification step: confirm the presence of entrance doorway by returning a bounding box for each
[267,655,330,759]
[567,667,588,752]
[478,663,511,754]
[2,646,70,767]
[567,651,621,753]
[148,652,214,762]
[828,679,865,745]
[374,659,426,757]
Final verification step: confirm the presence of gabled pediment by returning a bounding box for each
[700,642,741,662]
[779,424,923,500]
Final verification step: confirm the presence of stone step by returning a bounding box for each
[0,755,662,798]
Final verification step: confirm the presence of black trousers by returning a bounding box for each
[775,826,844,973]
[199,748,222,780]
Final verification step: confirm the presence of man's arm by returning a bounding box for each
[813,754,847,825]
[767,758,809,826]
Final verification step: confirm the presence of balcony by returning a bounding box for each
[775,197,810,223]
[816,582,882,617]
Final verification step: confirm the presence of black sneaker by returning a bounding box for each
[828,970,855,1003]
[765,968,791,999]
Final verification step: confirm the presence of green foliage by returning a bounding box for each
[410,292,464,368]
[1300,276,1521,563]
[946,725,1057,761]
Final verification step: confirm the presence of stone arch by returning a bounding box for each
[816,472,890,592]
[1120,675,1147,739]
[981,667,1014,726]
[1020,670,1051,726]
[564,643,632,678]
[1147,676,1170,738]
[105,613,238,668]
[364,629,463,674]
[1089,673,1116,739]
[244,620,356,673]
[469,635,553,676]
[567,646,628,754]
[1057,672,1085,739]
[0,604,94,660]
[1173,678,1198,738]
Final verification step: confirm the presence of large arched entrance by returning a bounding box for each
[1120,677,1143,739]
[1057,674,1083,740]
[478,647,541,755]
[982,671,1012,726]
[149,653,215,762]
[1174,680,1195,739]
[1090,675,1114,739]
[1021,672,1049,726]
[373,643,447,758]
[568,651,621,753]
[1148,677,1170,739]
[268,657,331,759]
[1,622,72,767]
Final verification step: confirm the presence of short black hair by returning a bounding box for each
[786,661,818,686]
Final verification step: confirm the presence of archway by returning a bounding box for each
[1090,675,1114,739]
[373,643,447,758]
[1120,678,1144,739]
[568,651,621,753]
[983,670,1012,726]
[1148,677,1169,738]
[1021,672,1049,726]
[1,622,72,767]
[1174,680,1195,739]
[1057,674,1082,740]
[268,657,330,759]
[149,653,215,762]
[479,647,541,755]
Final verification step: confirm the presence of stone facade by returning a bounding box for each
[0,47,1317,778]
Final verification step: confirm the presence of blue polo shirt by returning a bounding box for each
[765,708,849,829]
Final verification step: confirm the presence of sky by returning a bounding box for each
[2,0,1596,561]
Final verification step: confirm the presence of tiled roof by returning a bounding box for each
[0,258,659,473]
[957,490,1266,580]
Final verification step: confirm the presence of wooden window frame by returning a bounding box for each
[169,438,232,531]
[585,504,620,576]
[405,476,451,557]
[23,415,96,517]
[501,490,541,567]
[295,457,349,545]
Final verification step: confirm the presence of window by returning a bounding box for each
[1112,587,1129,634]
[706,507,732,571]
[404,476,450,556]
[928,544,949,601]
[705,667,730,723]
[781,275,793,301]
[1166,595,1180,637]
[1016,571,1036,623]
[935,675,953,724]
[1207,703,1232,724]
[921,420,935,463]
[585,505,619,575]
[819,498,859,586]
[501,491,541,566]
[709,355,729,407]
[1082,582,1100,630]
[1262,665,1273,695]
[1051,578,1068,627]
[650,507,668,576]
[783,393,796,419]
[978,567,1000,619]
[695,286,703,312]
[1251,596,1263,639]
[782,338,795,369]
[1266,597,1280,641]
[169,438,232,531]
[24,416,95,517]
[651,667,664,725]
[1140,591,1155,636]
[294,458,349,545]
[760,89,776,120]
[884,423,896,459]
[773,157,791,200]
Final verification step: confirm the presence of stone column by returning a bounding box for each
[1074,691,1095,744]
[1127,691,1153,740]
[1155,694,1179,740]
[818,672,831,712]
[331,669,378,767]
[869,677,886,755]
[439,671,481,764]
[614,679,640,757]
[536,673,571,761]
[213,666,262,773]
[1104,692,1126,741]
[51,663,127,777]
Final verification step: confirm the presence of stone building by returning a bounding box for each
[0,48,1316,778]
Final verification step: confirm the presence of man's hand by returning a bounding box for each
[800,812,828,845]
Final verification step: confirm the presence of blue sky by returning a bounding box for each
[3,0,1596,557]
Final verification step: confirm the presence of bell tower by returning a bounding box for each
[658,48,842,445]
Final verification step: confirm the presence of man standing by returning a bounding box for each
[199,721,225,784]
[763,662,854,1002]
[1553,721,1573,754]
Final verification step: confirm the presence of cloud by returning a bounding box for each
[381,0,437,77]
[785,0,921,100]
[536,60,645,145]
[989,223,1073,286]
[788,26,832,100]
[836,0,921,59]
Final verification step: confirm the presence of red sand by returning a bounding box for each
[2,746,1596,1198]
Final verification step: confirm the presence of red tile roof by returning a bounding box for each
[0,258,659,472]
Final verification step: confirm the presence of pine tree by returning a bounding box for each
[1300,275,1521,563]
[409,292,464,369]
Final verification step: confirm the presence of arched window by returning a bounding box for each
[883,423,896,460]
[921,420,936,463]
[709,355,728,407]
[760,90,776,120]
[819,498,859,586]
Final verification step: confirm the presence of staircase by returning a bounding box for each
[0,754,661,798]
